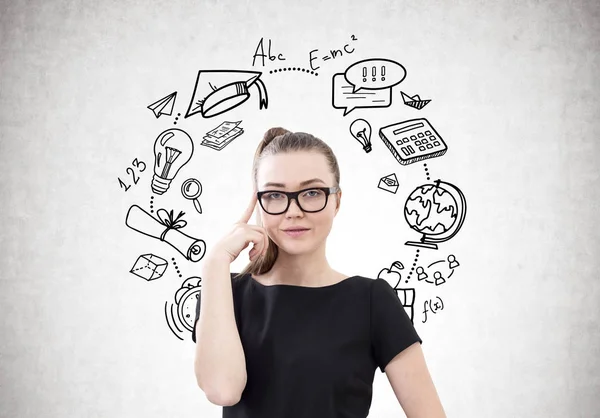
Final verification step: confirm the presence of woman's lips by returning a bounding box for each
[283,229,309,237]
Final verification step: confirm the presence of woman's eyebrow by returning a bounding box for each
[262,178,326,188]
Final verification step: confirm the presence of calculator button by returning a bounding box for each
[425,130,431,135]
[433,141,440,146]
[407,145,415,154]
[418,132,424,138]
[401,146,410,156]
[426,144,433,149]
[403,137,409,143]
[421,139,428,144]
[429,136,436,141]
[415,140,421,146]
[410,135,417,140]
[419,146,426,151]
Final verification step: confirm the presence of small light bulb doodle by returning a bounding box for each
[151,128,195,195]
[349,118,372,153]
[181,178,203,214]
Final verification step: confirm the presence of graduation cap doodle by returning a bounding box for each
[185,70,268,119]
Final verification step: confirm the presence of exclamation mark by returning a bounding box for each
[372,66,376,82]
[362,67,367,82]
[381,65,386,82]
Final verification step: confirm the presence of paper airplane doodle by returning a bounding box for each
[185,70,268,119]
[148,92,177,118]
[401,91,431,110]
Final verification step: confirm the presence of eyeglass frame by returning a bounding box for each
[256,186,340,215]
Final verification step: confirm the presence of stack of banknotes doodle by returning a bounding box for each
[201,121,244,151]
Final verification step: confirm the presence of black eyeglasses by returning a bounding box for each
[257,186,339,215]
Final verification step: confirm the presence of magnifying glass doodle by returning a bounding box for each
[181,178,203,214]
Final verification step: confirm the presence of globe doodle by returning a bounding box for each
[404,179,466,249]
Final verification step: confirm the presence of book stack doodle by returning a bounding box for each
[201,121,244,151]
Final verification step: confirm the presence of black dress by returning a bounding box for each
[192,273,422,418]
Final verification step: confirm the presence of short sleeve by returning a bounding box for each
[370,278,422,373]
[192,273,241,343]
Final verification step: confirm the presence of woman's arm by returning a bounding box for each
[384,342,447,417]
[194,254,247,406]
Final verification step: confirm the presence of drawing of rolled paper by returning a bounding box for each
[185,70,268,119]
[125,205,206,262]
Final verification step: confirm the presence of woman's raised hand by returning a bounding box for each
[209,191,269,264]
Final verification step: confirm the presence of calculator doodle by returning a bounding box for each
[379,118,447,165]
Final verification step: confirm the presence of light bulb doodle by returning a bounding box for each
[181,178,203,214]
[349,118,372,153]
[151,128,195,195]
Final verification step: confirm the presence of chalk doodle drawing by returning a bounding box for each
[130,253,168,281]
[151,128,194,195]
[378,173,399,194]
[125,206,206,262]
[165,276,202,340]
[404,179,467,250]
[181,178,203,214]
[119,36,471,340]
[379,118,447,166]
[332,58,406,116]
[185,70,268,119]
[147,91,177,118]
[349,118,372,153]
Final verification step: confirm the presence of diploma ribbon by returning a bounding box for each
[156,209,187,241]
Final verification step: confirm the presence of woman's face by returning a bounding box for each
[256,151,341,256]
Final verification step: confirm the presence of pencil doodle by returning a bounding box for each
[378,173,399,194]
[401,91,430,110]
[164,276,202,340]
[125,206,206,262]
[185,70,268,119]
[404,180,467,250]
[201,120,244,151]
[397,287,417,323]
[349,118,372,153]
[379,118,447,166]
[118,158,147,192]
[181,178,203,214]
[147,91,177,118]
[422,296,444,323]
[151,128,194,195]
[332,58,406,116]
[129,253,168,281]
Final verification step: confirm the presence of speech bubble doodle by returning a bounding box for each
[331,73,391,116]
[345,58,407,93]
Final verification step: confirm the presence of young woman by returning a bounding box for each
[193,127,447,418]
